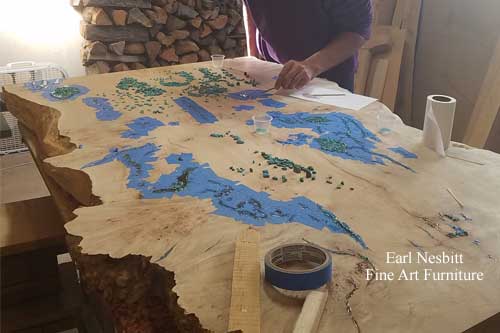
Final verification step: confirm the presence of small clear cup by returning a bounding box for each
[211,54,225,69]
[253,114,273,135]
[377,112,400,136]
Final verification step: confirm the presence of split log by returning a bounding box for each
[165,15,187,31]
[176,3,199,19]
[152,0,168,6]
[150,60,161,67]
[156,32,175,47]
[181,0,195,7]
[159,47,179,62]
[84,52,147,63]
[112,63,130,72]
[127,8,153,28]
[198,49,210,61]
[179,52,199,64]
[207,15,228,30]
[214,29,226,44]
[109,41,126,55]
[81,23,150,42]
[207,44,223,55]
[83,0,152,9]
[111,9,128,26]
[163,0,179,14]
[84,41,108,56]
[200,0,217,10]
[86,60,110,74]
[129,62,148,70]
[171,30,190,40]
[190,17,202,29]
[190,30,200,43]
[200,23,213,38]
[82,7,113,25]
[175,40,199,55]
[145,41,162,63]
[125,43,146,55]
[154,6,168,24]
[145,6,168,25]
[198,35,216,47]
[227,9,241,26]
[200,7,219,20]
[222,38,236,50]
[149,24,162,38]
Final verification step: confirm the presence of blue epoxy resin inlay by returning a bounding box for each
[389,147,418,159]
[258,98,287,108]
[121,117,165,139]
[25,80,89,102]
[228,89,272,101]
[267,111,415,172]
[83,97,122,121]
[174,97,218,124]
[83,144,367,248]
[233,105,256,112]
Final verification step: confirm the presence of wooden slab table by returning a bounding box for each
[3,57,500,333]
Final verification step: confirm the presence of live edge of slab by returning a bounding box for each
[3,57,500,333]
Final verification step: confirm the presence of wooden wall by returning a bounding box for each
[412,0,500,145]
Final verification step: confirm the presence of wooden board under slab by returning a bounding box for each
[3,57,500,333]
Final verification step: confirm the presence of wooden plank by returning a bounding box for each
[394,0,422,123]
[228,228,260,333]
[0,197,65,256]
[464,37,500,148]
[485,106,500,153]
[0,152,50,204]
[83,0,152,9]
[392,0,408,28]
[80,22,150,42]
[372,0,397,25]
[381,27,406,112]
[293,290,329,333]
[367,58,389,99]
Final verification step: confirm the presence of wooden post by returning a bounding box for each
[393,0,422,123]
[464,37,500,148]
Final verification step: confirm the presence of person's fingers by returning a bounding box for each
[282,65,304,89]
[294,73,310,89]
[275,62,295,89]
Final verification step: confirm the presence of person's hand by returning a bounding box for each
[275,60,316,90]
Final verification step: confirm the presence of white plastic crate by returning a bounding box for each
[0,61,68,155]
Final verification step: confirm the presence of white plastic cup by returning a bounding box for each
[377,112,400,136]
[211,54,225,69]
[253,114,273,135]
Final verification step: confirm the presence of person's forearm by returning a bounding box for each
[243,4,259,57]
[304,32,366,77]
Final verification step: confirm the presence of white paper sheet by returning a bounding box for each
[287,81,377,111]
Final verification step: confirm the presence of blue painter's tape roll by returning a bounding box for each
[264,243,332,291]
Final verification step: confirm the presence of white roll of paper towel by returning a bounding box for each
[422,95,456,156]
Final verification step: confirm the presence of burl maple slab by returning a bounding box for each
[4,58,499,333]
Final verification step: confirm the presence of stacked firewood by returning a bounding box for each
[73,0,247,74]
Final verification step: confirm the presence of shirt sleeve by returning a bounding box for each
[324,0,373,40]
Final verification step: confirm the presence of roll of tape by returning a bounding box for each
[264,243,332,291]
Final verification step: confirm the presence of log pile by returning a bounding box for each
[73,0,247,74]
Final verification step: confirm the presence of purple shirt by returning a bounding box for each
[244,0,373,91]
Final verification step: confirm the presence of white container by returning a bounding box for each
[423,95,456,155]
[211,54,225,69]
[253,114,273,135]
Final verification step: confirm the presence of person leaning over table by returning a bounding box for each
[243,0,373,92]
